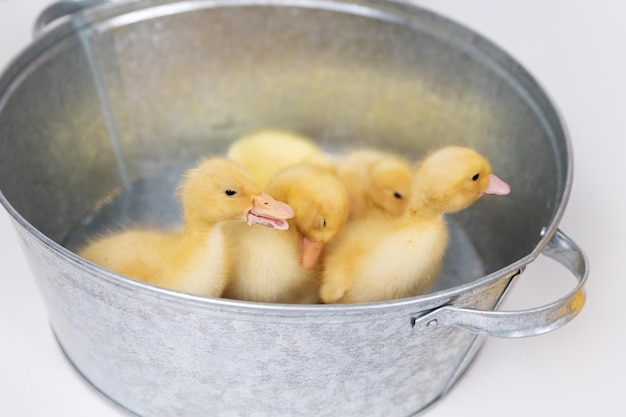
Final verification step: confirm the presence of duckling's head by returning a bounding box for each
[410,146,510,215]
[178,158,294,229]
[266,164,349,268]
[367,156,413,216]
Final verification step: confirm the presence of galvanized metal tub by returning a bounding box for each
[0,0,588,416]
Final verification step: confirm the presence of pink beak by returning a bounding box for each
[247,193,294,230]
[484,174,511,195]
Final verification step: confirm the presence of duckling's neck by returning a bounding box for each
[406,185,447,219]
[178,217,218,242]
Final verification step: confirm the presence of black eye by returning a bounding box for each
[224,189,237,196]
[320,217,327,228]
[472,173,480,181]
[393,192,403,199]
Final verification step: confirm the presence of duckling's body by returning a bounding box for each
[336,149,413,219]
[78,226,231,295]
[320,146,510,304]
[222,219,317,303]
[222,163,349,303]
[78,158,294,297]
[320,214,447,303]
[227,130,325,188]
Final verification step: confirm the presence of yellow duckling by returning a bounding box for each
[320,146,510,304]
[78,158,294,297]
[336,149,413,219]
[222,163,349,304]
[227,129,327,188]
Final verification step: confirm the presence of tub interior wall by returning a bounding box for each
[0,2,568,277]
[0,34,123,243]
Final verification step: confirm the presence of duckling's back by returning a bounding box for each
[227,130,323,187]
[78,228,173,281]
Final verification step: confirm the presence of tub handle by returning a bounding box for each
[412,229,588,338]
[33,0,111,38]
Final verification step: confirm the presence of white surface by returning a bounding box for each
[0,1,623,416]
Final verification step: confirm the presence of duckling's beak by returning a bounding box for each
[247,193,294,230]
[484,174,511,195]
[300,236,324,269]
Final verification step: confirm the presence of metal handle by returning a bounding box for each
[412,229,588,338]
[33,0,110,38]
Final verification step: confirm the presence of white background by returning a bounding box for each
[1,1,624,416]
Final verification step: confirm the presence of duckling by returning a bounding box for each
[336,149,413,219]
[222,163,349,304]
[227,130,326,188]
[78,158,294,297]
[320,146,510,304]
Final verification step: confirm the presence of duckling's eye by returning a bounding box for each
[224,189,237,196]
[393,192,403,199]
[319,217,327,229]
[472,173,480,181]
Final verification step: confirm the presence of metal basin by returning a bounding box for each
[0,0,588,416]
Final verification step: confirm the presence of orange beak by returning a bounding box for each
[300,236,324,269]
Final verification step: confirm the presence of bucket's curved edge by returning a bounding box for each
[51,326,142,417]
[405,340,487,417]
